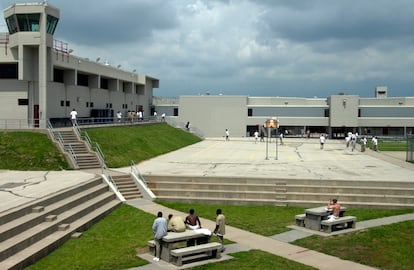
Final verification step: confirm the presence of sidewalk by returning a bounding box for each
[127,200,383,270]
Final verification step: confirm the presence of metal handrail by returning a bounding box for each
[47,120,77,166]
[66,143,77,161]
[130,160,148,187]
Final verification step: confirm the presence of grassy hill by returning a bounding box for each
[0,131,70,170]
[0,123,201,170]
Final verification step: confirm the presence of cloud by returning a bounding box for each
[2,0,414,98]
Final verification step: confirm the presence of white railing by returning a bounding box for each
[130,160,156,200]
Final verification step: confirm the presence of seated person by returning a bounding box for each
[167,214,186,232]
[185,208,202,230]
[326,199,341,221]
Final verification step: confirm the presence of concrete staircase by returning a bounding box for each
[112,174,143,200]
[145,175,414,209]
[0,177,121,270]
[56,130,101,169]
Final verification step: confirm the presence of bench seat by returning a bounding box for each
[321,216,357,233]
[147,240,155,255]
[295,214,306,227]
[170,242,222,266]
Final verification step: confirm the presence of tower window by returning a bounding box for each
[16,13,40,32]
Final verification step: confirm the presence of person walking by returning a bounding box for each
[360,136,367,152]
[213,208,226,252]
[225,129,230,141]
[152,211,167,262]
[70,108,77,126]
[319,133,326,149]
[254,130,259,143]
[371,136,378,151]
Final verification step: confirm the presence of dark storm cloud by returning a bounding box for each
[255,0,414,50]
[54,0,178,45]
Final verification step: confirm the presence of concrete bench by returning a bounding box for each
[321,216,357,233]
[170,242,222,266]
[295,214,306,227]
[147,240,155,255]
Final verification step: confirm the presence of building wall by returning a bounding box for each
[0,80,28,119]
[155,94,414,138]
[178,96,248,137]
[328,95,359,127]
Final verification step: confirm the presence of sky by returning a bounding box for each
[1,0,414,98]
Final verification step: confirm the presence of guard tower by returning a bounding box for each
[3,2,59,128]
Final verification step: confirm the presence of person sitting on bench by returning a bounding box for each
[326,199,341,221]
[168,214,186,232]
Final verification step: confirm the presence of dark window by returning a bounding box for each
[100,78,109,89]
[90,102,94,108]
[46,15,58,34]
[60,100,64,106]
[324,109,330,117]
[77,73,89,86]
[248,108,253,117]
[86,102,89,107]
[174,108,179,116]
[66,101,70,107]
[0,63,18,79]
[16,13,40,32]
[358,109,361,117]
[18,98,28,105]
[53,68,64,83]
[5,16,18,34]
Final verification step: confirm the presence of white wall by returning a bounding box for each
[179,96,248,137]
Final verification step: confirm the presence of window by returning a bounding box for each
[248,108,253,117]
[100,78,109,89]
[5,16,18,34]
[16,13,40,32]
[18,99,28,105]
[77,73,89,86]
[324,109,330,117]
[0,63,18,79]
[60,100,64,107]
[174,108,179,116]
[46,15,58,34]
[53,68,64,83]
[66,101,70,107]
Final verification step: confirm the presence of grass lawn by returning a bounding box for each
[293,220,414,270]
[368,138,407,151]
[85,123,201,167]
[26,202,414,270]
[0,132,70,170]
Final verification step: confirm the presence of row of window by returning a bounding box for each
[6,13,58,34]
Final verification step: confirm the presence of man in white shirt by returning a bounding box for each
[70,108,77,126]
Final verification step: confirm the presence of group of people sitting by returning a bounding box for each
[167,208,202,232]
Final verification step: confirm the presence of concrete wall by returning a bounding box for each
[178,96,248,137]
[328,95,359,127]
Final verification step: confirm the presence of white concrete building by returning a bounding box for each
[154,87,414,138]
[0,2,158,128]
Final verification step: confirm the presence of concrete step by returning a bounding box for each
[146,175,414,208]
[0,183,109,242]
[0,200,120,270]
[112,175,143,200]
[0,178,104,226]
[0,191,116,262]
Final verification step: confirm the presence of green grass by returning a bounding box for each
[192,249,317,270]
[26,204,154,270]
[0,132,70,170]
[27,202,414,270]
[367,139,407,151]
[293,220,414,270]
[85,123,201,167]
